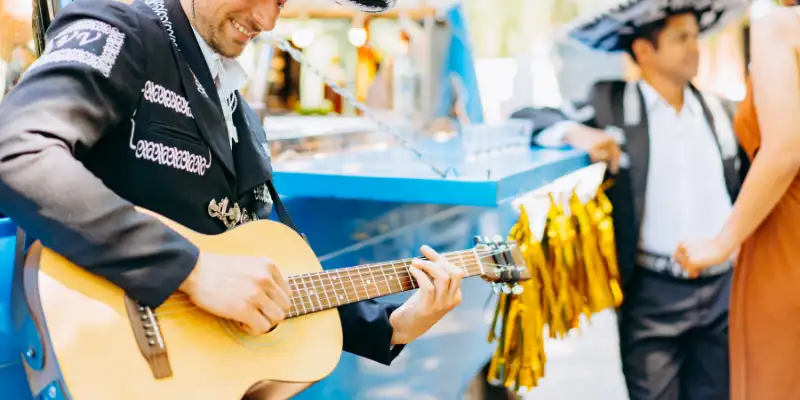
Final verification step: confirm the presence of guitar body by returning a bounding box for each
[22,213,342,400]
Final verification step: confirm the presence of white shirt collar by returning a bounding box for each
[191,28,248,93]
[638,80,701,116]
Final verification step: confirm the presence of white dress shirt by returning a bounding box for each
[536,81,733,255]
[192,29,249,148]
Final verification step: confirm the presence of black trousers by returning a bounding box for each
[618,268,732,400]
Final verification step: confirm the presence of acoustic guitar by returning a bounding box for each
[15,209,529,400]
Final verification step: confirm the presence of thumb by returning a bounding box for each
[609,145,621,174]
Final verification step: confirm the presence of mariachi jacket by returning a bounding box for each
[0,0,402,364]
[514,80,749,287]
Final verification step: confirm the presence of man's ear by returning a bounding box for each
[630,38,653,62]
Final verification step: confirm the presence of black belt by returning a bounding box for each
[636,249,732,279]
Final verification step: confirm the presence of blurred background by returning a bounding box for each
[0,0,780,399]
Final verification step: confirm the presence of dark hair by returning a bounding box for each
[624,10,697,63]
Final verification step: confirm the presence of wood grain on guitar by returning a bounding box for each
[21,208,529,400]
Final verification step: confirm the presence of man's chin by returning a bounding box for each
[216,42,246,59]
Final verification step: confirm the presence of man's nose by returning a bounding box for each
[687,37,700,53]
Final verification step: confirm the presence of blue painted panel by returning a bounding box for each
[0,218,33,400]
[274,197,508,399]
[435,4,485,124]
[272,140,589,206]
[270,144,590,398]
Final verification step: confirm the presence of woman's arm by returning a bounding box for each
[715,8,800,251]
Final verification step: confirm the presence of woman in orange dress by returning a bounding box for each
[674,3,800,399]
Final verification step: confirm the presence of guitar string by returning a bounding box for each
[161,247,507,304]
[153,260,518,318]
[159,248,515,310]
[161,260,514,309]
[151,247,517,317]
[167,260,483,300]
[161,254,494,306]
[152,261,487,316]
[157,260,485,313]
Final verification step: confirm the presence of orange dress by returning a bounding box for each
[730,79,800,400]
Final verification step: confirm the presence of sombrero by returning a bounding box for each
[332,0,397,12]
[564,0,751,52]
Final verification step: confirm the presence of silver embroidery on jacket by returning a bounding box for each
[27,19,125,78]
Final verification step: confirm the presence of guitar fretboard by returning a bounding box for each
[287,249,487,318]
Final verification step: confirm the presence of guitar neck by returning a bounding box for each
[287,249,488,318]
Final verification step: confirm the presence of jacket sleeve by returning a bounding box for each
[0,0,198,308]
[511,100,601,149]
[339,301,404,365]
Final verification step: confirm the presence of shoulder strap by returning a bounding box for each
[689,84,746,199]
[689,84,725,155]
[265,180,304,238]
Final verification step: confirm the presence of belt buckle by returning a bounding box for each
[639,251,691,279]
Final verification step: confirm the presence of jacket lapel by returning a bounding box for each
[622,82,650,228]
[232,95,273,196]
[162,0,236,178]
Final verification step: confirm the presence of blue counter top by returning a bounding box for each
[272,139,590,207]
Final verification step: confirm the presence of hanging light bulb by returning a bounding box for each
[348,13,368,48]
[348,27,367,47]
[291,28,314,49]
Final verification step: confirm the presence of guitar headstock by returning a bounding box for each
[472,236,531,295]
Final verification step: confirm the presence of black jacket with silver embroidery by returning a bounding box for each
[0,0,403,365]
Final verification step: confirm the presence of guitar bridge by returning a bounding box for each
[124,296,173,379]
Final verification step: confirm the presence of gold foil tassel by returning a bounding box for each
[487,178,623,393]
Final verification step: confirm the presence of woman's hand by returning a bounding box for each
[674,237,736,278]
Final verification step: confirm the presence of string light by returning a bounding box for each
[348,27,367,47]
[291,28,314,49]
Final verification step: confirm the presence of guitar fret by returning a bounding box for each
[309,276,323,312]
[284,248,500,319]
[390,261,402,291]
[472,248,486,275]
[288,280,298,317]
[326,271,341,307]
[347,269,360,301]
[360,266,371,298]
[408,262,418,289]
[296,278,308,315]
[356,267,368,299]
[319,273,331,308]
[379,264,390,296]
[369,267,380,297]
[338,270,351,304]
[457,253,468,275]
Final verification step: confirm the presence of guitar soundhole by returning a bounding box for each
[234,321,279,334]
[218,318,291,350]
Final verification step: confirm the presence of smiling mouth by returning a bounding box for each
[230,19,256,38]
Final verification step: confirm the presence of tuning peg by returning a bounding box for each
[473,236,484,245]
[501,284,512,294]
[491,283,502,295]
[492,234,504,244]
[492,266,504,278]
[511,284,524,295]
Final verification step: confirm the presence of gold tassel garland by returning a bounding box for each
[487,182,623,392]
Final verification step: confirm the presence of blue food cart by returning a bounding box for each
[0,120,590,400]
[264,120,590,399]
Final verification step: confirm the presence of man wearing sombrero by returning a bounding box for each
[523,0,751,399]
[0,0,467,397]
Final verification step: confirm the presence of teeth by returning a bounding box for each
[231,19,252,36]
